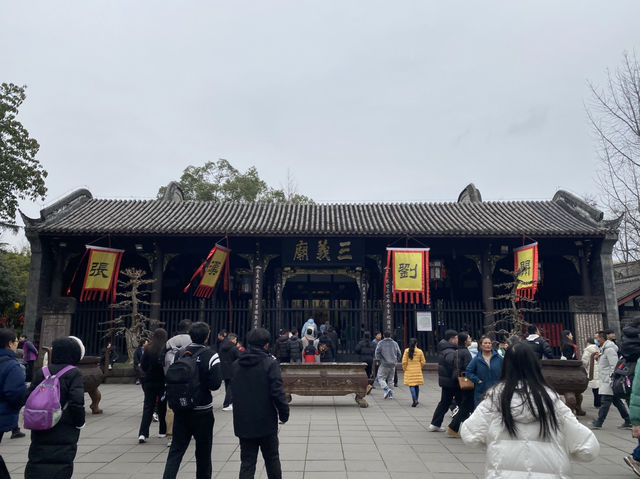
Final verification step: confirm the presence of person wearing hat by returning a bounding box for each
[25,336,86,479]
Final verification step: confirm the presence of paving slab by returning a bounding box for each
[0,371,637,478]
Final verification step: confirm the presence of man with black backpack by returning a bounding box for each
[163,321,222,479]
[524,325,556,359]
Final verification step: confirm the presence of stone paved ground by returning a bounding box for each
[2,371,637,478]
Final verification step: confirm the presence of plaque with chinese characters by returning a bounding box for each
[282,238,364,267]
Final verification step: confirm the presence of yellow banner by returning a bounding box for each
[393,251,424,291]
[84,250,119,291]
[515,245,535,289]
[200,248,229,288]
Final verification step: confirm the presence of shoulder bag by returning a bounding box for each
[457,350,474,390]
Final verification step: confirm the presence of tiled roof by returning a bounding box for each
[616,277,640,304]
[24,187,617,238]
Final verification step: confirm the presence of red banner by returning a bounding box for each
[184,245,230,299]
[384,248,430,304]
[79,246,124,303]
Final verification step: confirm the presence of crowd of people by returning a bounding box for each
[6,317,640,478]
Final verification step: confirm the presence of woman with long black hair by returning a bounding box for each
[461,342,599,477]
[138,328,168,443]
[561,330,577,360]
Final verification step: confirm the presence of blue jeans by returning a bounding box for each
[633,439,640,461]
[409,386,420,400]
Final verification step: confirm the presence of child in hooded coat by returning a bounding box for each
[25,336,86,479]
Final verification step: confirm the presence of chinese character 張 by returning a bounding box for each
[337,241,353,261]
[89,262,109,278]
[316,239,331,261]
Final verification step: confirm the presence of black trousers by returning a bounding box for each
[431,386,461,427]
[139,381,167,437]
[223,379,233,408]
[596,394,629,425]
[448,389,474,432]
[239,434,282,479]
[163,409,214,479]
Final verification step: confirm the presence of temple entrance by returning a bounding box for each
[282,273,363,357]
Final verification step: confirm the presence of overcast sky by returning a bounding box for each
[2,1,640,248]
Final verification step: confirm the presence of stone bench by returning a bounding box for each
[280,362,370,408]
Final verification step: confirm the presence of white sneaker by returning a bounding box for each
[167,438,172,447]
[222,405,233,411]
[152,413,159,422]
[156,433,166,438]
[428,424,445,432]
[138,435,146,443]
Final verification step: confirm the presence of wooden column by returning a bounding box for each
[275,279,283,333]
[150,243,164,326]
[359,271,369,333]
[481,250,495,331]
[383,266,393,333]
[252,263,264,329]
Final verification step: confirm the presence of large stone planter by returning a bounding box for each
[280,362,369,407]
[541,359,588,411]
[37,348,105,414]
[78,356,104,414]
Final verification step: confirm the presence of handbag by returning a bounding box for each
[456,350,474,390]
[458,374,474,390]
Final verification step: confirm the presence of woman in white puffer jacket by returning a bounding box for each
[461,342,599,478]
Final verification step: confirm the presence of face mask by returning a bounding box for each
[594,339,600,346]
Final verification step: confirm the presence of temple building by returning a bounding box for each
[22,183,620,359]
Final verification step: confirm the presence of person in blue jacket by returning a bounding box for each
[0,328,27,476]
[466,335,504,407]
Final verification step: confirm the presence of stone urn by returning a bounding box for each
[541,359,588,412]
[37,348,105,414]
[78,355,104,414]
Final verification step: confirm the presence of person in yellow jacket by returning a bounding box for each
[402,338,426,407]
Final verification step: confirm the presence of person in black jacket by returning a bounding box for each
[274,330,291,363]
[25,336,86,479]
[317,331,334,363]
[355,332,375,387]
[524,325,555,359]
[219,333,240,411]
[0,328,26,476]
[231,327,289,479]
[162,321,223,479]
[288,330,303,363]
[446,332,474,437]
[429,329,460,432]
[138,328,168,443]
[133,338,147,385]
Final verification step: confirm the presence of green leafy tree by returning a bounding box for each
[0,247,30,329]
[0,83,47,227]
[158,159,313,203]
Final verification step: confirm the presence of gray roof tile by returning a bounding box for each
[26,191,616,238]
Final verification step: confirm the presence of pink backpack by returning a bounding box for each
[24,365,75,430]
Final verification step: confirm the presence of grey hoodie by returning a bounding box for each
[375,337,401,367]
